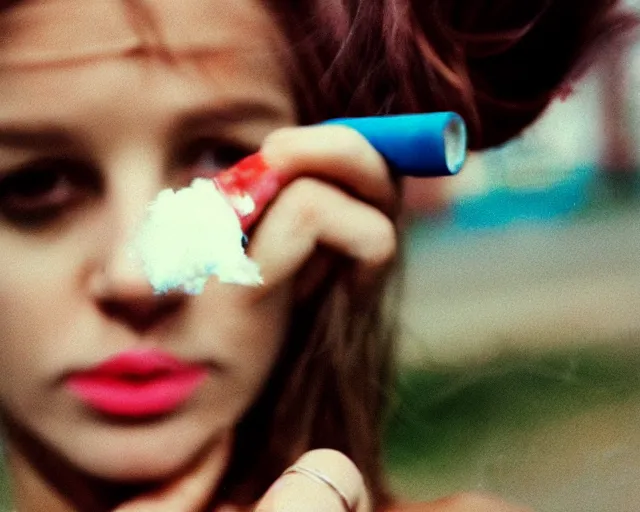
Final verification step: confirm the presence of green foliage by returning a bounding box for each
[383,344,640,499]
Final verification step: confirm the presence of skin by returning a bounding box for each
[0,1,528,511]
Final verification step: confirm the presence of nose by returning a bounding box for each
[96,212,188,333]
[99,293,185,333]
[92,163,187,333]
[93,245,187,338]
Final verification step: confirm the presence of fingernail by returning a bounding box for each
[214,153,282,232]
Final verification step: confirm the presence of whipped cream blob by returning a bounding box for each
[131,178,263,295]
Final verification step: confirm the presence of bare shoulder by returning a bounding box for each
[385,492,534,512]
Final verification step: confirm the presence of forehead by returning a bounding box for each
[0,0,295,124]
[0,0,283,66]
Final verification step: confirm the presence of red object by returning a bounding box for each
[66,350,207,417]
[214,153,282,231]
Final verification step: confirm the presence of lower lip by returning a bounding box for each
[67,369,207,417]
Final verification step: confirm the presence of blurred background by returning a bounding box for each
[384,3,640,510]
[0,4,638,512]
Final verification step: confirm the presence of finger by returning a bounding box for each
[260,125,396,215]
[246,178,397,291]
[255,449,371,512]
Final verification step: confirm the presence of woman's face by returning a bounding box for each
[0,0,296,481]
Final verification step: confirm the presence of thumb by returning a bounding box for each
[254,449,371,512]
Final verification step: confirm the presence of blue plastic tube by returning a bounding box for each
[323,112,467,177]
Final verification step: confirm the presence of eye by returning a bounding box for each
[181,138,253,177]
[0,158,97,226]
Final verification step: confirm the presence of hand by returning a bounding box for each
[252,449,371,512]
[243,124,399,296]
[249,451,532,512]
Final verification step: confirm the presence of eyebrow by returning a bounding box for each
[175,101,292,134]
[0,124,75,151]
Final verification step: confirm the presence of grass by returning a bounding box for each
[383,342,640,503]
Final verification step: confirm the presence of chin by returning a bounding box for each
[41,415,229,483]
[84,443,200,482]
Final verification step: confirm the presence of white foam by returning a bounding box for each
[131,178,263,295]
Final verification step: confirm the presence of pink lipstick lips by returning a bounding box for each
[66,350,207,418]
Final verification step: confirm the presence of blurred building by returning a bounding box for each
[399,22,640,365]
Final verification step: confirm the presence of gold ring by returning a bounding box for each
[283,464,355,511]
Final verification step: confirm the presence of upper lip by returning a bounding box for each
[72,349,202,378]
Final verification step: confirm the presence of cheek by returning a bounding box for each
[0,273,66,421]
[0,236,87,393]
[191,281,293,409]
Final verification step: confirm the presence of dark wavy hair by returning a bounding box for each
[268,0,638,149]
